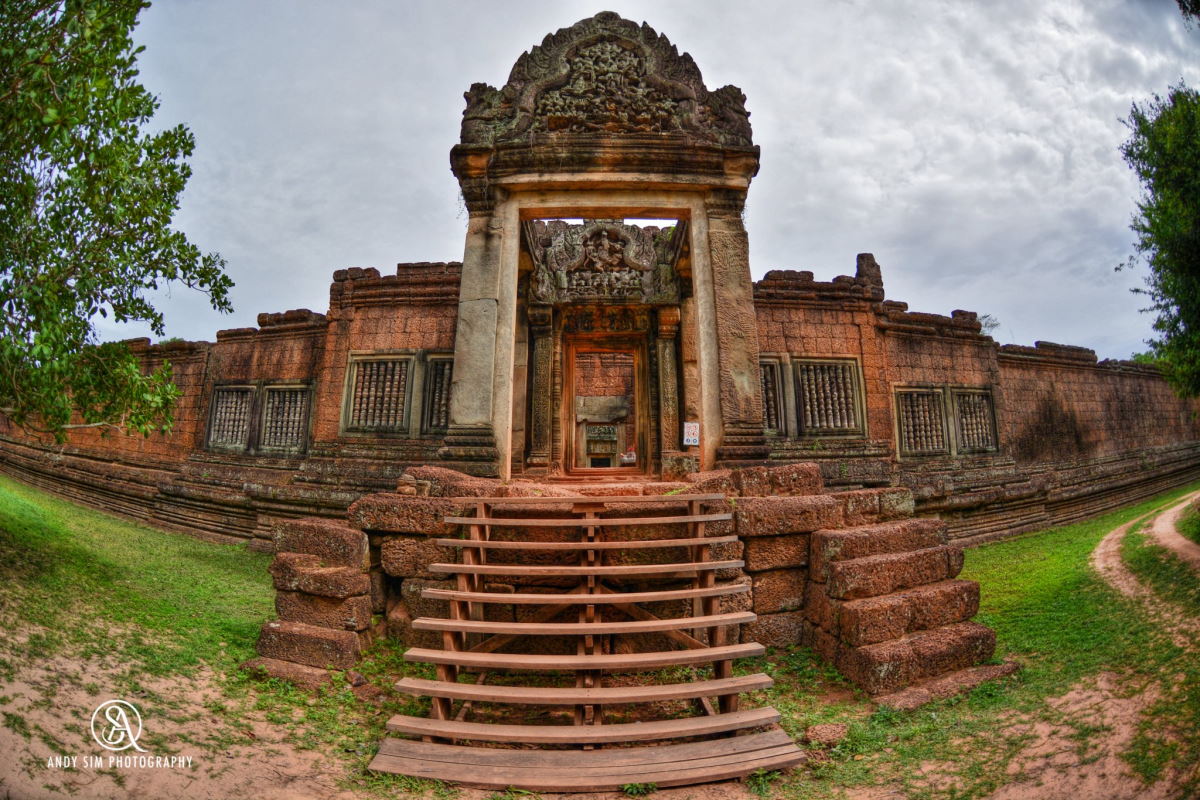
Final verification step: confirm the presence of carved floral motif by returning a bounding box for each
[461,12,753,147]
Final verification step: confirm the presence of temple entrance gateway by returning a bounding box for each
[519,219,689,478]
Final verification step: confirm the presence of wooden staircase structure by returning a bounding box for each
[368,494,805,791]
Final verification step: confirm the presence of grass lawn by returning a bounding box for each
[1,473,1198,799]
[1177,501,1200,547]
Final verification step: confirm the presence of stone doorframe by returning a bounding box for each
[441,188,766,480]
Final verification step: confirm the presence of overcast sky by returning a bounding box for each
[104,0,1199,360]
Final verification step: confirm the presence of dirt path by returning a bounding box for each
[1146,495,1200,572]
[1091,493,1200,648]
[980,494,1200,800]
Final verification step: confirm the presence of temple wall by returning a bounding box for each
[2,258,1199,546]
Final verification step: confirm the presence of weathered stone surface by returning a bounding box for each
[686,469,736,496]
[751,569,805,614]
[402,465,498,497]
[274,518,369,569]
[827,545,963,600]
[837,488,916,526]
[276,591,374,631]
[837,580,980,647]
[835,621,996,695]
[369,570,388,614]
[873,661,1020,710]
[256,620,362,670]
[734,495,843,537]
[241,656,331,691]
[743,532,809,571]
[348,494,471,536]
[268,552,321,591]
[380,535,455,578]
[296,566,371,599]
[811,518,948,578]
[742,610,805,648]
[734,463,823,497]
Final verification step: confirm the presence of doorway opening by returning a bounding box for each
[565,341,648,476]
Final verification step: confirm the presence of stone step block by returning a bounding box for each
[751,569,805,614]
[826,545,964,600]
[732,463,824,497]
[296,566,372,599]
[256,619,363,670]
[273,518,369,568]
[837,579,980,647]
[743,532,809,572]
[836,488,915,526]
[873,661,1020,710]
[349,494,472,536]
[834,621,996,695]
[734,495,843,538]
[811,518,948,579]
[269,552,321,591]
[276,591,374,631]
[742,610,805,649]
[242,656,331,691]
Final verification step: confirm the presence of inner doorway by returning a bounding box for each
[565,340,647,475]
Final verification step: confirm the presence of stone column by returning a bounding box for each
[706,194,769,465]
[525,305,553,471]
[438,210,504,476]
[656,307,689,476]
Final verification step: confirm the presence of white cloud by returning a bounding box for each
[108,0,1200,360]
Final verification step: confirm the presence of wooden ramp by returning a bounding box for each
[369,494,805,792]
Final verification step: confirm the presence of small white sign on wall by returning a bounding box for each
[682,421,700,447]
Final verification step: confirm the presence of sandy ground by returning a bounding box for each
[0,649,358,800]
[1146,496,1200,573]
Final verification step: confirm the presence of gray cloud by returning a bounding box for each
[96,0,1199,360]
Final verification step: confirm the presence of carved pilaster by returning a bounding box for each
[706,209,769,465]
[526,306,553,469]
[656,307,682,460]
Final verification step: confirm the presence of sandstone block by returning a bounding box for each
[385,598,439,649]
[827,545,963,600]
[751,569,805,614]
[838,488,916,526]
[380,535,455,578]
[744,533,809,571]
[276,591,373,631]
[241,656,330,691]
[718,577,754,615]
[295,566,371,599]
[837,580,980,647]
[741,610,805,648]
[369,570,388,613]
[734,495,843,537]
[348,494,471,536]
[402,465,499,497]
[834,621,996,695]
[734,463,823,497]
[274,518,369,569]
[256,620,362,670]
[802,581,839,634]
[686,469,736,496]
[811,518,948,578]
[269,552,321,591]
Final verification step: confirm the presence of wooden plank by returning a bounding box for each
[441,513,732,527]
[427,560,743,577]
[442,494,726,505]
[385,707,779,743]
[393,673,772,704]
[402,642,765,671]
[368,749,804,792]
[435,534,738,550]
[376,726,793,766]
[412,611,756,636]
[422,583,749,606]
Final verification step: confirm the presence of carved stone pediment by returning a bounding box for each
[461,12,753,148]
[524,220,686,306]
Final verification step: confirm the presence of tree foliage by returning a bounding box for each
[1121,82,1200,396]
[0,0,231,440]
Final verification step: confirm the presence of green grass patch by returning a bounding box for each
[1177,501,1200,547]
[1119,522,1200,795]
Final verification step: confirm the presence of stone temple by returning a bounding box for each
[2,11,1199,789]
